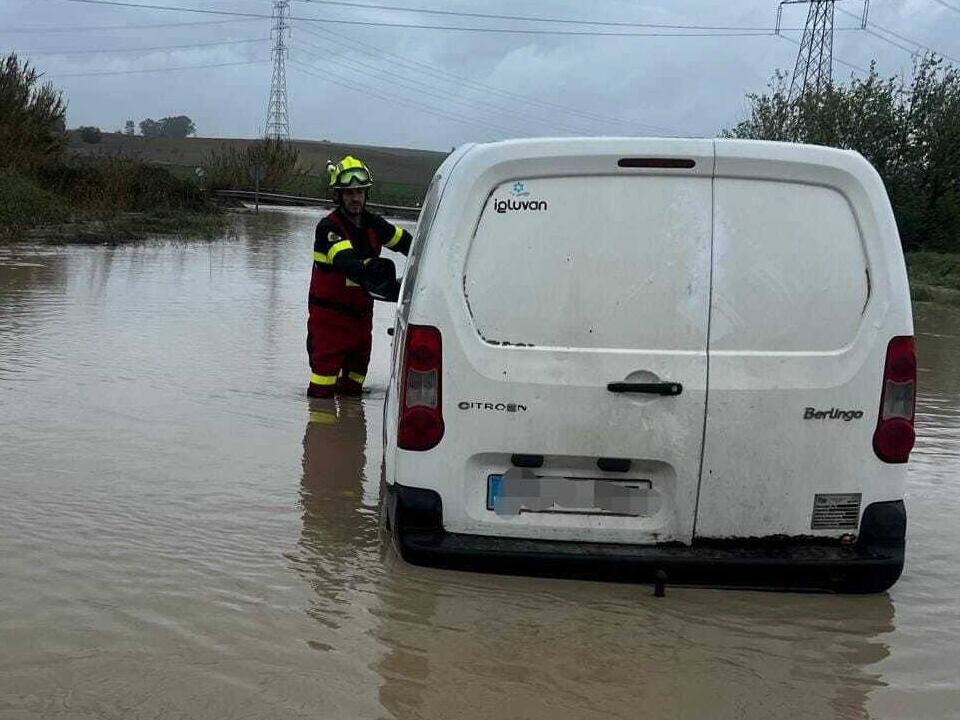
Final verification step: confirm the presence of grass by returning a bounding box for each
[21,210,232,243]
[905,252,960,306]
[69,133,447,198]
[0,173,71,236]
[1,160,228,243]
[278,173,425,207]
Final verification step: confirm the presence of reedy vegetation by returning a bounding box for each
[1,52,211,238]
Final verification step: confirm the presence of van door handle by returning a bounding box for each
[607,382,683,396]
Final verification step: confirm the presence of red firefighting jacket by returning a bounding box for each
[309,208,412,317]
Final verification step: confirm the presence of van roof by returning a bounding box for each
[451,136,863,165]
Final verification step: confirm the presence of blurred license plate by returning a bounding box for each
[486,471,654,516]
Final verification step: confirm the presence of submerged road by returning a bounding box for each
[0,206,958,719]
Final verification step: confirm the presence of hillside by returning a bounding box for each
[67,133,449,203]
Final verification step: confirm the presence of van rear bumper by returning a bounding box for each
[384,484,906,594]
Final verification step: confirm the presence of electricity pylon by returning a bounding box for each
[265,0,290,141]
[777,0,837,100]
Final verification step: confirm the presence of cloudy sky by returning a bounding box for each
[2,0,959,151]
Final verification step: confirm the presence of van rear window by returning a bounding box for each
[711,179,869,352]
[463,175,712,351]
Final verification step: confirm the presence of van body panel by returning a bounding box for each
[694,141,913,539]
[384,144,473,488]
[384,138,912,591]
[389,138,714,545]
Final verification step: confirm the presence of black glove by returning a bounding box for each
[374,278,402,303]
[364,257,401,302]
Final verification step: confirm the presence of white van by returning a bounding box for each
[381,138,915,593]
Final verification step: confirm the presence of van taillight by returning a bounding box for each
[873,336,916,464]
[398,324,444,451]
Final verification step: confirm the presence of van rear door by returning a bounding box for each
[696,142,898,540]
[454,141,714,544]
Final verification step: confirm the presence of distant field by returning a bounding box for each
[68,133,448,205]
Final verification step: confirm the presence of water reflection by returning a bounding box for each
[913,303,960,465]
[293,393,898,720]
[369,559,894,720]
[297,397,381,624]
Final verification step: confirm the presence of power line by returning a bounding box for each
[0,18,260,33]
[777,33,869,74]
[930,0,960,15]
[294,26,680,135]
[49,0,779,37]
[292,0,783,32]
[289,59,521,137]
[22,38,269,56]
[837,6,960,64]
[48,0,268,18]
[294,51,582,136]
[295,23,679,134]
[292,41,594,135]
[47,59,266,77]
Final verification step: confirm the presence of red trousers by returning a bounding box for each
[307,307,373,398]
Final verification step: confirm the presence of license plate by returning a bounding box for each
[487,470,655,517]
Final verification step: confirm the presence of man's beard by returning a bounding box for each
[341,197,365,218]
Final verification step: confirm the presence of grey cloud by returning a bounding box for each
[2,0,958,149]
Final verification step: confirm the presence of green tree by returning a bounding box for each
[124,119,135,136]
[139,115,196,138]
[77,125,102,144]
[0,53,67,172]
[158,115,196,138]
[139,118,161,138]
[723,55,960,252]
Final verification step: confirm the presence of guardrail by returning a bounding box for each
[213,189,422,219]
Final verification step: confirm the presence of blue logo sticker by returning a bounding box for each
[511,181,530,197]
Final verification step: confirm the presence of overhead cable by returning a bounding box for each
[292,41,595,135]
[777,34,870,74]
[293,0,785,32]
[24,38,270,56]
[47,59,266,77]
[289,59,521,138]
[929,0,960,16]
[296,24,680,134]
[51,0,780,37]
[837,6,960,64]
[0,18,259,33]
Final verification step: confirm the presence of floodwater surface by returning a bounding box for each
[1,207,958,719]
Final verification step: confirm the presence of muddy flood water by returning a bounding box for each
[1,207,958,720]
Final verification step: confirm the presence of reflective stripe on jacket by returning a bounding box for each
[309,209,411,316]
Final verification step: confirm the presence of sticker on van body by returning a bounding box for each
[803,407,864,421]
[492,181,548,214]
[458,401,528,413]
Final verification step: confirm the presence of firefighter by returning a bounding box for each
[307,155,413,398]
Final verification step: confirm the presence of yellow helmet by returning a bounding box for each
[327,155,373,190]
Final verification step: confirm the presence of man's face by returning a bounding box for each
[340,188,366,217]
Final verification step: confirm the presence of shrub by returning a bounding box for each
[0,172,70,234]
[34,155,206,213]
[201,138,306,191]
[0,53,67,173]
[77,126,102,144]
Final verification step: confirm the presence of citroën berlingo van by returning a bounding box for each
[381,138,915,593]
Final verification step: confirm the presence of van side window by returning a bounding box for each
[712,180,869,352]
